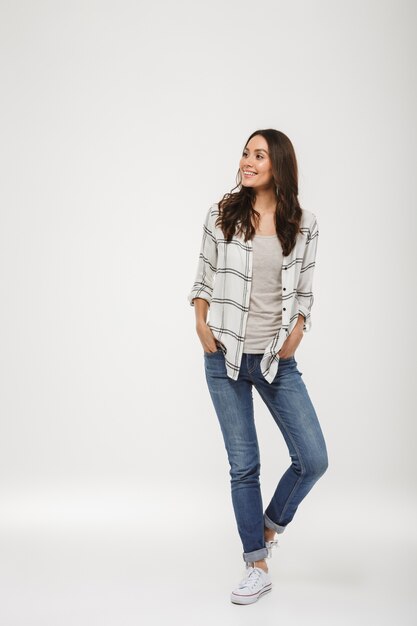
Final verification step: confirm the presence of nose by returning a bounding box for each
[242,156,254,168]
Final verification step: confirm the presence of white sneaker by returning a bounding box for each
[230,565,272,605]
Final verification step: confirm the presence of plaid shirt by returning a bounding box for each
[187,203,319,383]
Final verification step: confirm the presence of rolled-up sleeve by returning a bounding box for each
[296,215,319,332]
[187,206,218,307]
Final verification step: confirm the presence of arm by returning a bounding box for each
[193,297,218,352]
[296,215,319,333]
[187,206,218,309]
[280,216,319,357]
[193,297,209,327]
[187,207,219,352]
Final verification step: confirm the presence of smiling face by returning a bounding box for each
[239,134,274,190]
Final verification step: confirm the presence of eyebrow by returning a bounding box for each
[243,148,268,154]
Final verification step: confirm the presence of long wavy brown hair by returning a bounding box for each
[215,129,303,257]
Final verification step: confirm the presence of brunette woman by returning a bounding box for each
[188,129,329,605]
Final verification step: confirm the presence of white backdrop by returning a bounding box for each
[0,1,416,624]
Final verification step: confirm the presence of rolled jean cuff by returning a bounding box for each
[264,513,287,534]
[243,547,269,563]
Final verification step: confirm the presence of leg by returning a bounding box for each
[204,350,268,564]
[253,356,329,534]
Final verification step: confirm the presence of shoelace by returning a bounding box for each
[266,539,279,558]
[239,566,263,590]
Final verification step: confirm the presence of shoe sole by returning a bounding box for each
[230,583,272,605]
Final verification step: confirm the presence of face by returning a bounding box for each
[239,135,274,190]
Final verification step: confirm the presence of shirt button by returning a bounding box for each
[283,287,286,291]
[283,307,286,311]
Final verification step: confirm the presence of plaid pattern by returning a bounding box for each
[188,203,319,383]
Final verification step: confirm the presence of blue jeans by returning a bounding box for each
[204,349,329,564]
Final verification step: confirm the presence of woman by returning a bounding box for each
[187,129,329,605]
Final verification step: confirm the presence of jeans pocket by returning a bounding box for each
[204,347,223,356]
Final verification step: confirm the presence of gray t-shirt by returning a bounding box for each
[242,234,283,354]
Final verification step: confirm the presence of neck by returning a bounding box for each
[253,188,277,214]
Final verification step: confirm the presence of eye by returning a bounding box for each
[256,154,264,159]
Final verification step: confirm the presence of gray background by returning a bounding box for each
[0,0,416,624]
